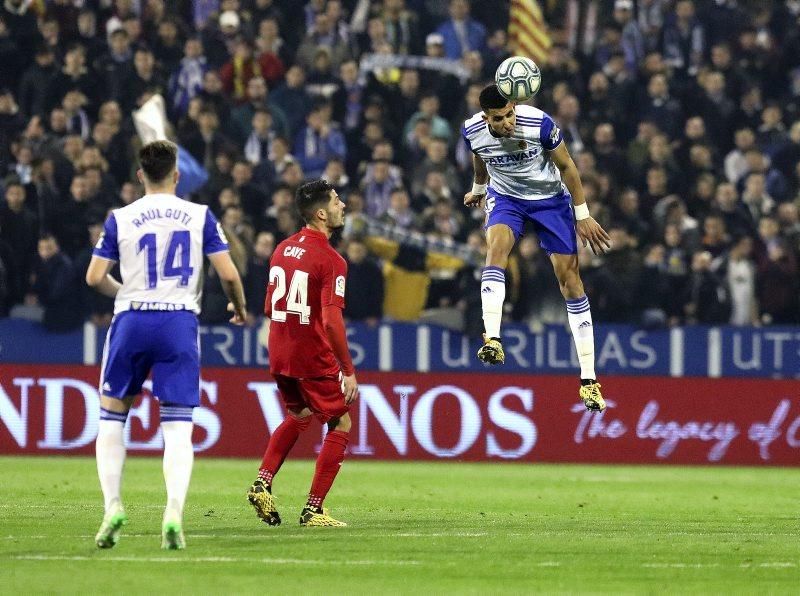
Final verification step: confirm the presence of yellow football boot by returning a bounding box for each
[579,381,606,412]
[477,334,505,365]
[300,506,347,527]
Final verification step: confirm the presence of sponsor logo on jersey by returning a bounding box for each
[130,302,189,311]
[335,275,346,297]
[483,148,541,165]
[550,125,561,144]
[518,140,526,149]
[95,232,105,250]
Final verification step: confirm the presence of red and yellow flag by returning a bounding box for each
[508,0,552,65]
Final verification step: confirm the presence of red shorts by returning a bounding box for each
[273,372,348,422]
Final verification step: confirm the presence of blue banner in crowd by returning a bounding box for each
[0,319,799,379]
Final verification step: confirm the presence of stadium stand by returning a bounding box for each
[1,0,799,333]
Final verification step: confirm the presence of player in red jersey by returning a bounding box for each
[246,179,358,527]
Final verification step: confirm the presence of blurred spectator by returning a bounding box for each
[295,9,351,72]
[411,137,457,197]
[403,93,452,148]
[713,182,753,239]
[661,0,705,79]
[0,181,36,304]
[361,158,396,217]
[269,65,314,137]
[245,230,275,323]
[254,17,288,82]
[230,75,289,145]
[18,46,57,118]
[380,186,415,229]
[293,101,346,179]
[725,127,757,184]
[724,235,758,326]
[640,74,683,139]
[683,250,730,324]
[381,0,422,55]
[756,216,798,324]
[220,38,264,104]
[168,37,209,118]
[435,0,486,60]
[344,238,384,323]
[332,59,364,134]
[181,107,234,170]
[29,235,84,332]
[612,0,644,74]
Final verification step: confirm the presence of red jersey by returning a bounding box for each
[265,227,348,378]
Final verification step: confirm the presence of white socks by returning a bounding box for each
[96,418,126,513]
[481,267,506,338]
[161,420,194,523]
[566,295,596,380]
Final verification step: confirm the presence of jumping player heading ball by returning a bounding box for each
[462,84,611,412]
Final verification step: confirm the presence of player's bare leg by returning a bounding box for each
[95,395,133,548]
[248,408,312,526]
[161,405,195,550]
[301,414,350,527]
[550,253,605,412]
[477,224,515,365]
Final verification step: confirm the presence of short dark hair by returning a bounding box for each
[139,140,177,183]
[295,179,335,224]
[479,84,509,111]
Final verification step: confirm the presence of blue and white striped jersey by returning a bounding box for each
[461,104,565,201]
[93,194,229,314]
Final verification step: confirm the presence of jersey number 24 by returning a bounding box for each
[270,266,311,324]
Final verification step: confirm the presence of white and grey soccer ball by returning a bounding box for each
[495,56,542,102]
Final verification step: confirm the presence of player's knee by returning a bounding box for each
[486,244,512,268]
[100,395,134,415]
[328,415,351,433]
[288,409,313,430]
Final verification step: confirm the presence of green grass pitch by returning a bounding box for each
[1,456,798,593]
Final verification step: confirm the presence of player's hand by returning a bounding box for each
[463,191,485,208]
[576,217,612,255]
[227,302,247,325]
[342,373,359,405]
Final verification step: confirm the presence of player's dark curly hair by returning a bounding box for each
[296,179,336,223]
[479,84,510,111]
[139,140,178,184]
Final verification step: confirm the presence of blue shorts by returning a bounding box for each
[484,188,578,255]
[99,310,200,407]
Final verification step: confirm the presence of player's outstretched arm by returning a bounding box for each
[321,304,358,404]
[208,251,247,325]
[85,256,122,298]
[464,153,489,208]
[549,142,612,255]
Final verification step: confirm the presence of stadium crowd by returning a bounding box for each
[1,0,800,333]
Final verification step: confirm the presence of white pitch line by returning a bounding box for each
[3,532,490,540]
[10,555,419,566]
[643,563,720,569]
[393,532,487,537]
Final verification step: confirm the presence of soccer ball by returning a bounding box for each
[494,56,542,102]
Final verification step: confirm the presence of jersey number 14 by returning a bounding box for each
[137,231,194,289]
[270,266,311,324]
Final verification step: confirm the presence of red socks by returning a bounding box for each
[258,414,311,484]
[307,430,349,509]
